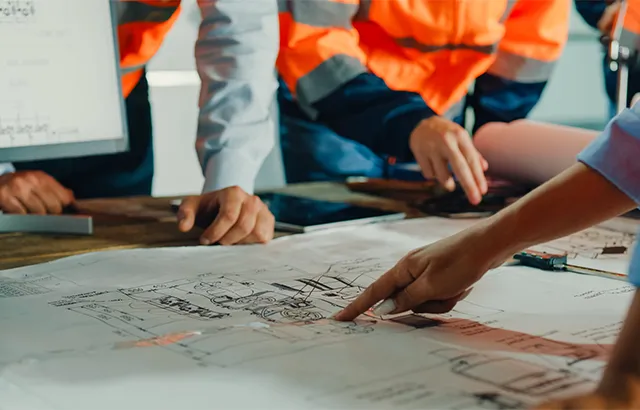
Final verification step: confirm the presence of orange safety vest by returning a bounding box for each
[277,0,570,118]
[117,0,182,98]
[618,0,640,51]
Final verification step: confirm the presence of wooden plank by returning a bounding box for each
[0,182,417,270]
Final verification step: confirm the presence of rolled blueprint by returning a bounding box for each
[473,120,600,185]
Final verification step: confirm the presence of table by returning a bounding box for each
[0,182,420,270]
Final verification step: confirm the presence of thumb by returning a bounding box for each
[177,196,201,232]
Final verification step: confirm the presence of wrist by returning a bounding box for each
[384,108,436,162]
[470,208,532,268]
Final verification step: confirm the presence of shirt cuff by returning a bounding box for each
[628,239,640,287]
[0,163,15,175]
[202,149,263,195]
[577,107,640,204]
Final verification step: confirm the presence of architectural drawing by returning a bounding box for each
[534,227,636,260]
[1,217,630,409]
[431,348,592,397]
[308,345,595,409]
[44,261,387,368]
[0,272,78,298]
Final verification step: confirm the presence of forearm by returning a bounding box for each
[484,163,636,257]
[195,0,278,193]
[311,73,436,161]
[481,106,640,257]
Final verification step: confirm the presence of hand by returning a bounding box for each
[409,116,488,205]
[177,186,275,246]
[0,171,75,214]
[334,222,512,321]
[532,374,640,409]
[597,1,620,35]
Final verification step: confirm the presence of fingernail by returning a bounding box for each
[200,238,210,245]
[329,310,342,320]
[460,287,474,301]
[373,299,396,316]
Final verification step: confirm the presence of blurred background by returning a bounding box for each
[147,0,609,197]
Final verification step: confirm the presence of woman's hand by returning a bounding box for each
[334,222,514,321]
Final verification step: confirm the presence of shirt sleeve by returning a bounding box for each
[577,104,640,204]
[0,163,15,175]
[629,240,640,288]
[195,0,279,194]
[577,104,640,287]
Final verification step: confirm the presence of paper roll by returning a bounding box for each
[473,120,600,185]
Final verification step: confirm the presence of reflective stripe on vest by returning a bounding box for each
[619,1,640,52]
[278,0,569,115]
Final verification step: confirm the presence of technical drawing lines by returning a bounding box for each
[539,228,636,260]
[0,280,49,298]
[431,348,592,397]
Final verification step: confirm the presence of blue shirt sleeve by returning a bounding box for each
[577,104,640,204]
[577,104,640,287]
[629,240,640,287]
[573,0,607,30]
[471,73,548,134]
[312,73,436,162]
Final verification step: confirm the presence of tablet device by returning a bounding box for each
[170,195,406,233]
[259,193,406,232]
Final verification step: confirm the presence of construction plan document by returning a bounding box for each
[0,217,637,409]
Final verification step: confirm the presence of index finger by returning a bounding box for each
[446,140,481,205]
[200,192,244,245]
[458,136,488,195]
[333,263,412,321]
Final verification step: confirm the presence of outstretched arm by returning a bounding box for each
[336,104,640,320]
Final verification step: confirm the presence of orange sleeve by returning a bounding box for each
[488,0,571,83]
[618,1,640,50]
[277,0,368,116]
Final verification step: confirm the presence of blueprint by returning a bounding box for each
[0,217,636,410]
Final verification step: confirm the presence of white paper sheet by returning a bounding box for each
[0,217,636,410]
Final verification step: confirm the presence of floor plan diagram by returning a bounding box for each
[0,217,630,409]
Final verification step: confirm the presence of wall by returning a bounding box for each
[147,1,609,197]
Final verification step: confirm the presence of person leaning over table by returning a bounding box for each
[276,0,571,205]
[0,0,279,246]
[334,103,640,408]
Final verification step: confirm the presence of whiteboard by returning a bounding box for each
[0,0,127,162]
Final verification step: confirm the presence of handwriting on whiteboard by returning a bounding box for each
[0,0,35,22]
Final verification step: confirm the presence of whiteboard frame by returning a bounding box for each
[0,1,129,163]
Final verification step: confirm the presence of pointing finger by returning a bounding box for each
[334,260,418,321]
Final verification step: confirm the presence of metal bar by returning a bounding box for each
[0,214,93,235]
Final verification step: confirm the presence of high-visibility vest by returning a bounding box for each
[277,0,571,118]
[618,0,640,53]
[117,1,181,97]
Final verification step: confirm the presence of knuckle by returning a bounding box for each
[236,219,253,235]
[227,185,244,196]
[220,209,237,222]
[255,230,271,243]
[248,195,262,210]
